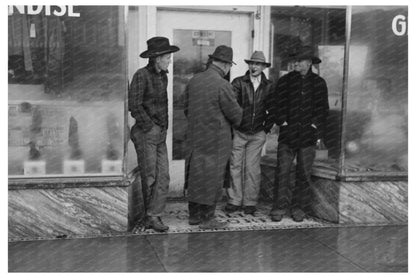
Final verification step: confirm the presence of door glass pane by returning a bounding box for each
[344,6,408,173]
[172,29,231,160]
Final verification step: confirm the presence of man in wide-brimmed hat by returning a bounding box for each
[185,45,242,230]
[224,51,274,216]
[128,37,179,232]
[270,45,329,222]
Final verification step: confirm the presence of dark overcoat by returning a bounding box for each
[184,64,242,205]
[274,69,329,148]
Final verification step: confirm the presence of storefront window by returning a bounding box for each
[344,6,408,175]
[269,6,346,173]
[8,6,127,178]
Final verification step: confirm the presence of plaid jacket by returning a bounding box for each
[128,63,168,132]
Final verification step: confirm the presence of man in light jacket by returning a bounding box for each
[225,51,274,215]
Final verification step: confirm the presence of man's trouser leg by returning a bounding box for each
[130,125,149,228]
[243,131,266,206]
[147,126,170,217]
[128,167,147,231]
[188,201,202,220]
[227,130,247,206]
[201,203,216,221]
[131,124,170,218]
[272,143,295,213]
[292,146,315,212]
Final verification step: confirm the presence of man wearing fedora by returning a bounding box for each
[128,37,179,232]
[224,51,274,215]
[184,45,242,229]
[270,46,329,222]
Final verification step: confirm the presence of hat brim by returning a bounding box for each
[244,59,271,67]
[140,46,180,58]
[290,54,321,64]
[209,54,236,65]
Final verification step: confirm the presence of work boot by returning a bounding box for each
[270,208,286,222]
[224,203,240,213]
[146,216,169,232]
[291,208,306,222]
[243,206,256,215]
[188,216,201,225]
[271,214,283,222]
[198,218,228,230]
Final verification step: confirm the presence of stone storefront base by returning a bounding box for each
[8,187,128,241]
[260,162,408,225]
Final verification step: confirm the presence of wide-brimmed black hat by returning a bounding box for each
[289,46,321,64]
[140,37,180,58]
[244,51,271,67]
[208,45,236,65]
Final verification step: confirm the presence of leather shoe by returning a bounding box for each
[291,208,306,222]
[243,206,256,215]
[271,214,283,222]
[146,216,169,232]
[199,218,228,230]
[270,207,286,222]
[224,203,240,213]
[188,216,201,225]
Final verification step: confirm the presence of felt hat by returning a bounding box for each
[208,45,236,65]
[244,51,271,67]
[140,36,180,58]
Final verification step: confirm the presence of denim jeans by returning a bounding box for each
[130,123,170,218]
[273,143,315,212]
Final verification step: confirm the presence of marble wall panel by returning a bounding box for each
[260,160,407,225]
[9,187,128,240]
[339,181,407,224]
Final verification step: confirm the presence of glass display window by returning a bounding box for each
[343,6,407,178]
[268,6,407,181]
[8,6,127,181]
[269,6,347,176]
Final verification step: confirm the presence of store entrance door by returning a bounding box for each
[157,9,252,196]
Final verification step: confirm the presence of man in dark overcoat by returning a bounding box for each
[271,46,329,222]
[184,45,243,229]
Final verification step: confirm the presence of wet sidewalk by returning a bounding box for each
[9,225,407,272]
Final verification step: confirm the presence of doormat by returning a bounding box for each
[132,201,337,235]
[8,201,338,242]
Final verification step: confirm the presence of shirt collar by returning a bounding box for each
[146,63,169,75]
[250,74,261,84]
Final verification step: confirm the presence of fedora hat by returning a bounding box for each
[140,37,180,58]
[244,51,271,67]
[208,45,236,65]
[289,46,321,64]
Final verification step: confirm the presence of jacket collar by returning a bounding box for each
[146,63,169,75]
[242,70,271,86]
[209,64,226,78]
[297,68,313,78]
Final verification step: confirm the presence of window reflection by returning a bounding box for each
[8,6,126,177]
[345,6,408,173]
[269,6,346,171]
